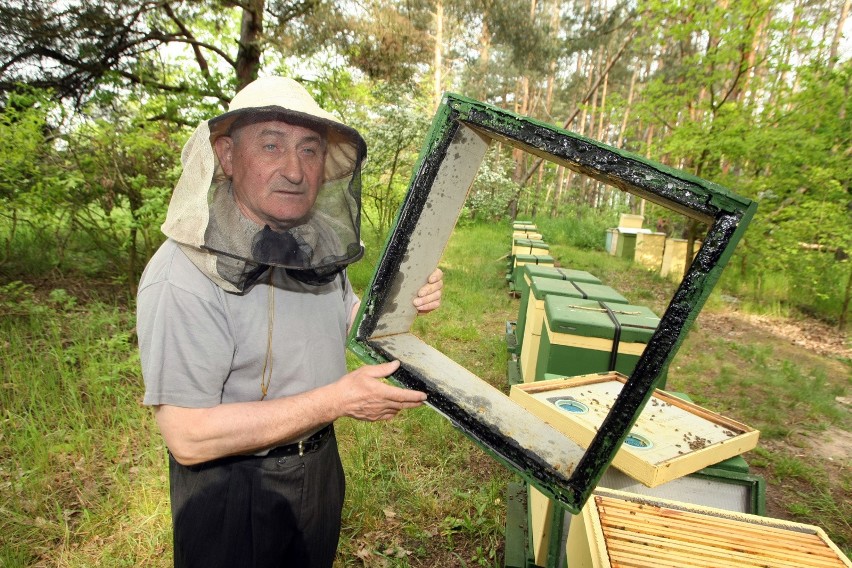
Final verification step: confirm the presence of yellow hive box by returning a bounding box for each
[510,373,759,487]
[511,238,550,257]
[618,213,644,229]
[660,237,702,281]
[512,230,543,240]
[634,232,666,271]
[569,488,852,568]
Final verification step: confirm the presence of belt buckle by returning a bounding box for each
[298,440,305,456]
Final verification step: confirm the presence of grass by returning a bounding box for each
[1,219,850,566]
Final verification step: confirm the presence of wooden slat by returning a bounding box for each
[597,500,830,550]
[598,505,832,551]
[602,546,704,568]
[599,514,838,562]
[606,540,769,568]
[603,528,842,568]
[598,501,836,552]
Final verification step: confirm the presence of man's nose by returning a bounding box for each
[277,151,304,184]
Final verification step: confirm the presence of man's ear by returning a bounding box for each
[214,136,234,177]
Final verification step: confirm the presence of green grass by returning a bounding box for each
[2,220,850,565]
[0,281,170,567]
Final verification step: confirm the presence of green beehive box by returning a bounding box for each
[512,264,601,303]
[511,238,550,257]
[510,254,554,290]
[513,221,536,231]
[535,297,660,380]
[519,279,629,383]
[507,265,602,353]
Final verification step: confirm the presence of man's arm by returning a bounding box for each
[156,360,424,466]
[159,268,444,466]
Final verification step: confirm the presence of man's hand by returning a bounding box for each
[332,360,426,421]
[413,268,443,314]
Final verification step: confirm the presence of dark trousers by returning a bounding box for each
[168,430,345,568]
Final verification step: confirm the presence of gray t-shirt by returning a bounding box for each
[137,239,359,407]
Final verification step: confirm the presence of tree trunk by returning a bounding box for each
[473,17,491,100]
[551,168,569,217]
[617,68,637,147]
[771,0,801,109]
[829,0,851,70]
[235,0,265,91]
[840,263,851,330]
[596,47,609,142]
[433,0,444,110]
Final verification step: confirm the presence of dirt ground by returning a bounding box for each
[699,310,851,360]
[698,310,851,461]
[696,309,851,538]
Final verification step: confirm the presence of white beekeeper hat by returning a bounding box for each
[161,76,367,293]
[207,76,365,182]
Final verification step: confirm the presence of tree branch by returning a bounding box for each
[162,3,210,76]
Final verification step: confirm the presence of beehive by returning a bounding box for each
[618,213,644,229]
[512,267,603,349]
[511,238,550,257]
[510,254,555,291]
[519,281,629,383]
[510,373,759,487]
[568,488,852,568]
[510,264,601,301]
[660,237,703,281]
[533,298,660,381]
[512,230,543,240]
[634,232,666,271]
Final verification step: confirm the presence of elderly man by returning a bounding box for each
[137,76,443,568]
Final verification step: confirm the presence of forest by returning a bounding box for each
[0,0,849,327]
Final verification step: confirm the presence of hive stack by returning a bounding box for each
[507,222,554,295]
[501,219,781,568]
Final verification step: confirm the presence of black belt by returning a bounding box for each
[265,424,333,458]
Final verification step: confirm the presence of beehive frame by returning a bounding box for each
[569,488,852,567]
[347,93,757,513]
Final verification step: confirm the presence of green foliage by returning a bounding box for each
[732,63,852,324]
[0,88,184,285]
[355,83,432,234]
[533,207,618,251]
[462,148,519,223]
[0,88,78,267]
[0,281,169,566]
[627,0,851,326]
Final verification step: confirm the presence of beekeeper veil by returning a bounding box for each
[162,76,367,293]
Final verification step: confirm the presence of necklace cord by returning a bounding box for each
[260,268,274,400]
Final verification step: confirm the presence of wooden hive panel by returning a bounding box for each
[510,373,759,487]
[590,492,851,568]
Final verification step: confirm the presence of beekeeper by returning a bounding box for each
[136,76,443,568]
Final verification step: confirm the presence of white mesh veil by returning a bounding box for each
[161,77,367,293]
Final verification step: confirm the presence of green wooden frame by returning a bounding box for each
[347,93,756,514]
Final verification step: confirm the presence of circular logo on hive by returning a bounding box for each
[555,399,589,414]
[623,432,653,449]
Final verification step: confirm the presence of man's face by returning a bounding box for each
[214,119,326,231]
